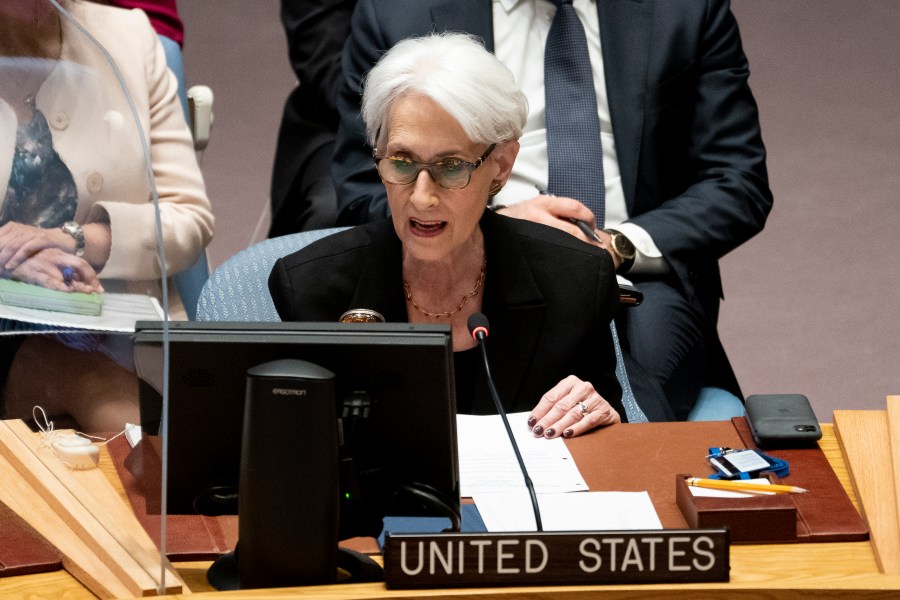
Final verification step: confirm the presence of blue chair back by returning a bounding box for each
[196,228,348,322]
[161,33,210,320]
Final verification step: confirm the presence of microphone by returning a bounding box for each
[467,313,543,531]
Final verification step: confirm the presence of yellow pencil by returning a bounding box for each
[685,477,807,495]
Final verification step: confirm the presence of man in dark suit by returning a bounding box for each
[331,0,773,420]
[268,0,354,237]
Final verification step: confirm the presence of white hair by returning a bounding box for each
[361,32,528,148]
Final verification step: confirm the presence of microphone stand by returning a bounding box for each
[473,333,543,531]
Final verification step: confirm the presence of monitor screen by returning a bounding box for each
[132,321,460,538]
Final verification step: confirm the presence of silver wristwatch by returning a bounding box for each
[61,221,85,257]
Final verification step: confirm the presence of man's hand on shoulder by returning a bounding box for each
[496,194,623,268]
[496,193,596,241]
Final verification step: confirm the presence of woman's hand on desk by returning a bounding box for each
[527,375,621,439]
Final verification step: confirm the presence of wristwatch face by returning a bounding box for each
[611,233,635,259]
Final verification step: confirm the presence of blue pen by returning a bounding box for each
[62,266,75,284]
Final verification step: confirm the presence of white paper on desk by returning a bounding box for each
[473,491,663,532]
[457,412,587,496]
[0,293,163,332]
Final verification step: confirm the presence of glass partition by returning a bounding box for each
[0,0,212,595]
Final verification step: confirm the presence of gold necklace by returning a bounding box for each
[404,258,487,319]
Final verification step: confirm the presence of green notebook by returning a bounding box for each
[0,278,103,316]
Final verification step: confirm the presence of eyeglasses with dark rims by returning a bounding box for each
[373,144,497,190]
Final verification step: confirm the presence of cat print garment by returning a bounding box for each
[0,97,77,229]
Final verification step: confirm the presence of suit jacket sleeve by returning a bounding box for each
[280,0,354,124]
[626,0,772,295]
[270,0,355,235]
[332,0,393,225]
[270,257,296,322]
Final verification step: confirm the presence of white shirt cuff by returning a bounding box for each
[611,223,670,275]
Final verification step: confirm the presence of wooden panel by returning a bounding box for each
[0,436,133,599]
[886,396,900,553]
[0,420,184,597]
[0,421,157,596]
[834,409,900,574]
[4,421,184,593]
[819,424,860,513]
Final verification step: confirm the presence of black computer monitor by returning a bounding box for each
[132,321,460,540]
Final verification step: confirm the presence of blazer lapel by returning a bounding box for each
[597,0,652,215]
[478,212,547,412]
[432,0,495,52]
[348,221,408,322]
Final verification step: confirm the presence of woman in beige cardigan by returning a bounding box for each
[0,0,214,431]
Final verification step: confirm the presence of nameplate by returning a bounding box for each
[383,529,729,589]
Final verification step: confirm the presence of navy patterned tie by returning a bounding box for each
[544,0,605,227]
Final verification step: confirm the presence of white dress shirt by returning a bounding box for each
[491,0,664,267]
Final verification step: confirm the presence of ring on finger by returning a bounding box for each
[577,401,590,416]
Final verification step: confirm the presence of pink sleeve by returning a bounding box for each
[105,0,184,46]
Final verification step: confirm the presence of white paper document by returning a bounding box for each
[457,413,663,532]
[473,491,663,532]
[0,292,163,332]
[457,412,588,496]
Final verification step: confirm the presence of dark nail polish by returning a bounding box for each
[527,416,537,427]
[544,428,556,438]
[532,425,544,436]
[563,429,574,438]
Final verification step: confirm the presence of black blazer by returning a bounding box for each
[269,210,625,420]
[332,0,773,327]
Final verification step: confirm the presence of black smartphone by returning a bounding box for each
[745,394,822,449]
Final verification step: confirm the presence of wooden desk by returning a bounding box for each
[5,424,900,599]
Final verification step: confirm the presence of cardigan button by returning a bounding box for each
[86,172,104,193]
[51,112,70,130]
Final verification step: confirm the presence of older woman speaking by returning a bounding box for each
[269,33,624,436]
